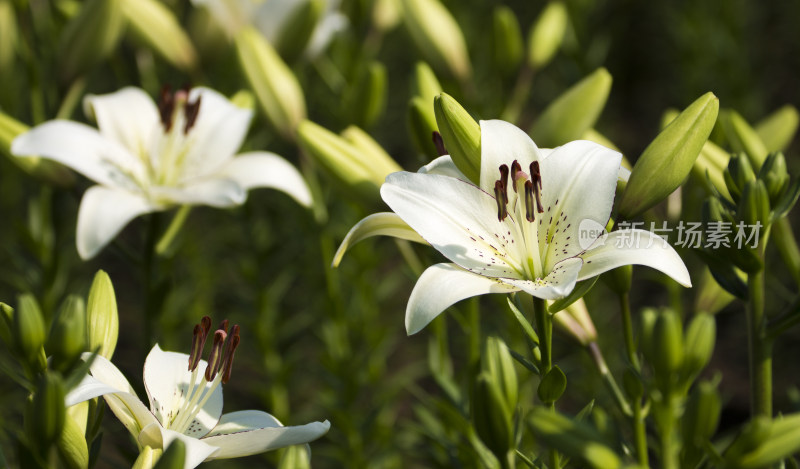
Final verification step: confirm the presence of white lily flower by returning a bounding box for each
[192,0,347,59]
[65,318,330,469]
[12,86,312,259]
[337,120,691,335]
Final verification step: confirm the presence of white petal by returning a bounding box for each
[479,120,542,192]
[206,410,282,437]
[500,257,583,300]
[11,121,145,188]
[143,345,223,438]
[139,422,219,469]
[77,186,156,259]
[84,87,160,159]
[332,212,428,268]
[537,140,622,272]
[406,263,519,335]
[153,178,246,208]
[179,87,253,179]
[218,152,312,207]
[381,172,524,279]
[66,374,122,407]
[417,155,468,180]
[202,419,330,460]
[305,10,347,59]
[577,229,692,287]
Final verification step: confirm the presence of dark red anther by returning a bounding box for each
[221,325,240,384]
[183,95,202,135]
[499,165,509,201]
[510,160,522,192]
[217,319,229,335]
[494,181,508,221]
[524,181,535,222]
[530,161,542,191]
[432,131,447,156]
[205,330,226,382]
[158,84,175,132]
[200,316,212,336]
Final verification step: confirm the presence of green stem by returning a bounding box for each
[632,399,648,467]
[659,396,678,469]
[533,297,559,469]
[619,292,648,466]
[747,251,772,417]
[156,205,191,256]
[619,292,640,369]
[587,342,632,416]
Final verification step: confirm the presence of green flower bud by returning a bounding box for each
[682,381,720,447]
[472,372,514,459]
[345,61,388,128]
[121,0,198,71]
[638,307,659,364]
[538,365,567,405]
[229,89,255,112]
[738,179,770,231]
[57,411,89,469]
[527,1,568,69]
[702,197,734,227]
[373,0,402,33]
[755,105,799,153]
[400,0,471,81]
[341,125,402,179]
[153,439,186,469]
[272,0,325,63]
[757,152,790,206]
[482,336,518,412]
[680,313,715,381]
[0,0,18,74]
[407,96,440,159]
[410,62,443,105]
[58,0,124,82]
[278,444,311,469]
[433,93,480,183]
[48,295,87,372]
[552,297,597,345]
[1,111,75,187]
[652,309,683,389]
[602,265,632,295]
[530,68,612,148]
[86,270,119,360]
[14,294,46,370]
[722,416,772,465]
[30,373,66,448]
[236,26,307,139]
[721,110,768,170]
[618,92,719,219]
[732,413,800,469]
[526,408,621,469]
[132,446,162,469]
[492,6,524,75]
[724,152,756,203]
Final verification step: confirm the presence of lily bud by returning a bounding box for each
[724,152,756,203]
[235,26,307,139]
[373,0,402,33]
[132,446,162,469]
[278,444,311,469]
[682,381,721,448]
[271,0,325,63]
[492,6,524,75]
[755,105,799,153]
[14,294,46,370]
[526,408,622,468]
[538,365,567,405]
[153,439,186,469]
[757,152,790,206]
[47,295,87,372]
[472,372,514,460]
[341,126,401,179]
[680,313,715,381]
[121,0,198,71]
[31,373,66,448]
[527,1,568,69]
[553,298,597,346]
[86,270,119,359]
[737,180,770,231]
[1,112,75,187]
[58,0,124,82]
[400,0,471,81]
[433,93,481,183]
[652,309,684,390]
[618,92,719,219]
[530,68,612,148]
[721,110,768,169]
[702,197,734,227]
[411,62,442,105]
[0,0,18,73]
[726,413,800,468]
[639,307,659,364]
[345,61,388,128]
[57,411,89,469]
[482,336,518,411]
[0,302,12,344]
[407,96,440,158]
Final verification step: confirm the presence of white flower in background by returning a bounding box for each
[12,86,312,259]
[66,317,330,469]
[192,0,347,59]
[337,120,691,334]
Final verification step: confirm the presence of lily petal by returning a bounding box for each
[381,172,524,279]
[143,345,223,438]
[218,152,312,207]
[11,120,145,188]
[206,410,282,437]
[139,422,219,469]
[406,263,519,335]
[332,212,428,268]
[179,87,253,180]
[76,186,156,259]
[537,140,622,271]
[202,419,331,460]
[155,178,246,208]
[499,257,583,300]
[418,155,468,180]
[479,120,542,192]
[577,229,692,287]
[84,87,160,160]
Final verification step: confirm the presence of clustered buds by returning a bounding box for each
[188,316,240,384]
[493,160,543,222]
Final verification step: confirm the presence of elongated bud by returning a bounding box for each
[345,61,388,128]
[0,0,17,75]
[527,1,568,69]
[235,27,306,139]
[724,152,756,203]
[14,294,46,370]
[721,110,769,170]
[652,309,683,390]
[400,0,471,81]
[0,302,12,345]
[492,6,524,75]
[408,97,440,158]
[738,180,770,231]
[472,372,514,460]
[411,62,443,105]
[618,92,719,219]
[58,0,124,82]
[278,444,312,469]
[530,68,612,148]
[271,0,325,63]
[2,112,75,187]
[538,365,567,405]
[433,93,481,183]
[132,446,162,469]
[121,0,198,71]
[526,408,622,469]
[681,313,715,381]
[758,152,790,206]
[48,295,87,372]
[31,373,66,448]
[682,381,721,449]
[342,126,402,179]
[638,308,659,365]
[373,0,402,33]
[57,411,89,469]
[86,270,119,360]
[727,413,800,468]
[482,336,518,412]
[553,298,597,345]
[153,439,186,469]
[755,105,799,153]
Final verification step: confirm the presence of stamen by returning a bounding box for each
[499,165,509,201]
[432,131,447,156]
[183,95,202,135]
[529,161,544,213]
[494,181,508,221]
[188,316,212,371]
[221,325,240,384]
[510,161,522,192]
[524,181,536,222]
[217,319,229,334]
[157,84,175,132]
[204,330,226,382]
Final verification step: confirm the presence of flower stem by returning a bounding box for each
[619,292,640,369]
[533,297,559,469]
[619,292,648,466]
[747,251,772,417]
